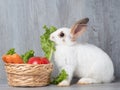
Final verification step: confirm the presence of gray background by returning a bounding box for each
[0,0,120,84]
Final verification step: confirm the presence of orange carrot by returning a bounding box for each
[12,54,23,64]
[2,54,23,64]
[2,55,12,63]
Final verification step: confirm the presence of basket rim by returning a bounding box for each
[5,63,53,66]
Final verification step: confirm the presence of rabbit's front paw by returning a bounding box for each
[57,80,70,87]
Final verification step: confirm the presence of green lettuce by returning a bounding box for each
[40,25,57,61]
[51,69,68,84]
[21,50,34,63]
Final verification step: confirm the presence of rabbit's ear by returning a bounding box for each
[70,18,89,41]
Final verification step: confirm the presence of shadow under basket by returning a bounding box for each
[5,63,53,87]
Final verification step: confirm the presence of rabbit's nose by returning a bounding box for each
[50,35,55,41]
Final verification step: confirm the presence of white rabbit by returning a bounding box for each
[50,18,114,86]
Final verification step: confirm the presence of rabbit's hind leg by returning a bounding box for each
[77,78,101,85]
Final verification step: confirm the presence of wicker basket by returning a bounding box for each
[5,63,53,87]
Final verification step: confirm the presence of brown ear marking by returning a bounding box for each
[71,18,89,33]
[70,18,89,41]
[73,24,87,34]
[71,24,87,41]
[75,18,89,25]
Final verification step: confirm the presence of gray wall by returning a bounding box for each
[0,0,120,83]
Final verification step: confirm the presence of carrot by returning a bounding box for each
[2,48,24,64]
[5,55,13,63]
[2,55,7,63]
[2,54,23,64]
[2,55,12,63]
[12,54,23,64]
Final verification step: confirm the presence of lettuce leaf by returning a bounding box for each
[21,50,34,63]
[40,25,57,61]
[51,69,68,84]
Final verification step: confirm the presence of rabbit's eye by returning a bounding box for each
[59,32,65,38]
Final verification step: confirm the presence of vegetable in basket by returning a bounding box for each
[2,48,23,64]
[28,57,49,64]
[21,50,34,63]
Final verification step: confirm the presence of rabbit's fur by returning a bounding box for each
[50,18,114,86]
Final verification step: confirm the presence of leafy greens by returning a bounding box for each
[21,50,34,63]
[40,25,57,61]
[6,48,16,55]
[51,69,68,84]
